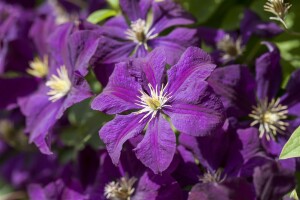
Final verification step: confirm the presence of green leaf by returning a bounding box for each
[87,9,118,24]
[106,0,119,10]
[280,126,300,159]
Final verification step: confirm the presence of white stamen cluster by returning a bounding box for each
[264,0,292,28]
[45,66,71,102]
[125,19,158,50]
[199,169,225,184]
[27,56,49,78]
[249,98,289,141]
[104,176,137,200]
[217,34,244,63]
[134,83,172,122]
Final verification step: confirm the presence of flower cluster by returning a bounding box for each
[0,0,299,199]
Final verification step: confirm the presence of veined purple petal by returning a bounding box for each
[253,162,295,200]
[99,113,147,165]
[208,65,256,118]
[104,15,129,30]
[167,47,216,95]
[134,115,176,173]
[149,28,199,65]
[281,69,300,112]
[91,62,141,114]
[119,0,151,21]
[255,42,282,101]
[166,82,224,136]
[240,9,282,43]
[68,30,101,76]
[131,47,167,91]
[151,0,194,34]
[134,171,183,200]
[188,178,255,200]
[48,22,75,74]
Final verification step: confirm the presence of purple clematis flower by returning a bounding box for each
[90,145,183,200]
[179,121,295,199]
[253,162,295,200]
[198,9,282,65]
[208,42,300,159]
[91,47,225,173]
[80,0,198,85]
[19,23,93,154]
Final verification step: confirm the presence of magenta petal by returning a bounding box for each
[166,82,224,136]
[167,47,216,95]
[91,62,141,114]
[99,114,147,165]
[134,115,176,173]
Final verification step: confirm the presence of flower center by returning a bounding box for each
[264,0,291,20]
[125,19,158,49]
[104,176,137,200]
[134,83,171,122]
[216,34,244,62]
[249,98,289,141]
[199,169,225,184]
[45,66,71,102]
[27,56,49,78]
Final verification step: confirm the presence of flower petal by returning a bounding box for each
[255,42,282,100]
[240,9,282,43]
[167,47,215,95]
[91,62,141,114]
[208,65,256,118]
[130,47,167,90]
[166,82,224,136]
[134,115,176,173]
[119,0,151,21]
[152,0,194,34]
[99,113,147,165]
[68,30,101,76]
[149,28,199,65]
[253,162,295,200]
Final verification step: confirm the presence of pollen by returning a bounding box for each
[249,98,289,141]
[104,176,137,200]
[217,34,244,63]
[45,66,71,102]
[125,18,158,50]
[264,0,292,28]
[134,83,172,122]
[27,56,49,78]
[199,169,226,184]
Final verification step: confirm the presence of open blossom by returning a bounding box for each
[91,47,225,173]
[80,0,198,85]
[18,23,93,154]
[198,10,282,65]
[208,42,300,158]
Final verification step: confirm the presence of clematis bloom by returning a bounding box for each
[91,47,225,173]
